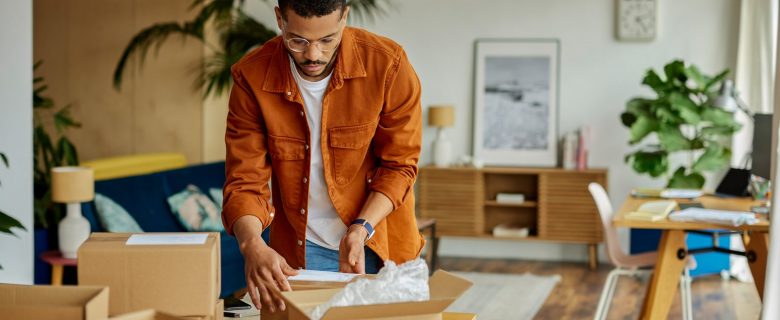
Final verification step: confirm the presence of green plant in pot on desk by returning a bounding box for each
[621,60,741,189]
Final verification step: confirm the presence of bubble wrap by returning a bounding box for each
[309,258,430,320]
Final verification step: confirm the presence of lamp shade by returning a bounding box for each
[428,105,455,127]
[712,79,739,112]
[51,166,94,203]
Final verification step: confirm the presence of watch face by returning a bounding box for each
[617,0,656,40]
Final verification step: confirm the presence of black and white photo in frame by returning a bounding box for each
[472,39,559,167]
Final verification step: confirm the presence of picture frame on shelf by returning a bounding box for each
[472,39,560,167]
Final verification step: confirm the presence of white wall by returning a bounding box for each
[0,0,34,283]
[246,0,740,262]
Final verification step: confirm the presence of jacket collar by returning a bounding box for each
[262,27,366,94]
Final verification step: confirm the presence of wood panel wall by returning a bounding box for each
[34,0,205,163]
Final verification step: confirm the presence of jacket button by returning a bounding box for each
[302,177,308,184]
[367,178,373,183]
[297,240,303,246]
[300,208,306,215]
[299,111,304,117]
[305,144,309,150]
[286,91,292,96]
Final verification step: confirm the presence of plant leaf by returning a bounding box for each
[683,64,707,91]
[642,70,666,95]
[54,105,83,134]
[663,60,686,85]
[701,125,738,136]
[0,152,7,168]
[621,112,637,128]
[0,210,26,236]
[57,137,80,166]
[657,125,691,152]
[667,166,705,189]
[626,150,669,178]
[629,116,658,144]
[704,69,729,92]
[668,92,701,124]
[701,107,740,128]
[693,145,731,172]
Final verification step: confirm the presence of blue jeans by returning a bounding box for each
[305,240,382,274]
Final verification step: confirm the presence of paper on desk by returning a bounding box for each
[126,234,208,245]
[668,207,758,226]
[288,269,359,282]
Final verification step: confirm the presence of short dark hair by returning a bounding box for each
[278,0,347,19]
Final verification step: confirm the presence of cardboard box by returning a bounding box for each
[279,270,472,320]
[262,275,378,320]
[0,284,108,320]
[78,233,221,317]
[111,300,223,320]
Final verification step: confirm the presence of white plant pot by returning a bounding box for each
[58,202,90,259]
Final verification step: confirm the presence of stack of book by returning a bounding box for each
[495,193,525,204]
[625,200,678,221]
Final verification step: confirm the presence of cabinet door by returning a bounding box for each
[418,168,483,236]
[539,172,605,242]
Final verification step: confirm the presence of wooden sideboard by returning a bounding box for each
[417,166,608,269]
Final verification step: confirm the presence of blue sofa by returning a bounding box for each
[81,161,268,297]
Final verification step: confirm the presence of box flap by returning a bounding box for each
[428,271,472,300]
[0,284,108,320]
[322,300,455,319]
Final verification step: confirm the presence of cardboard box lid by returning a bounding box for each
[281,270,472,320]
[78,232,220,316]
[0,284,109,320]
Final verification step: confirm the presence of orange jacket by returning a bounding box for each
[222,27,424,269]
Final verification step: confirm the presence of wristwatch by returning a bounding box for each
[350,219,375,241]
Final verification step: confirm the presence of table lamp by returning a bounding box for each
[428,105,455,167]
[51,166,94,258]
[712,80,753,117]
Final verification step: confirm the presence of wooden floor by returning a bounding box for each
[439,257,762,320]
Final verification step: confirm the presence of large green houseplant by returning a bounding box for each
[113,0,389,98]
[621,60,741,189]
[33,61,81,230]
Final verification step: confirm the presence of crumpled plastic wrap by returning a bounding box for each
[309,258,430,320]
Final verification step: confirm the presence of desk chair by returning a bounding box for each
[588,183,692,320]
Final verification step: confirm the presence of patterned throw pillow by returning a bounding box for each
[167,184,224,232]
[94,193,144,233]
[209,188,223,211]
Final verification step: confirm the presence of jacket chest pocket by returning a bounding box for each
[328,122,376,186]
[268,135,306,208]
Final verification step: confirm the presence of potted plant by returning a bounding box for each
[621,60,741,189]
[0,152,27,270]
[32,61,81,283]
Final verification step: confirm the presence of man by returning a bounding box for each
[221,0,424,313]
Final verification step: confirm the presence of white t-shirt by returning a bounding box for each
[289,57,346,250]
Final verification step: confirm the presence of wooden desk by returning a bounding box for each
[614,195,768,320]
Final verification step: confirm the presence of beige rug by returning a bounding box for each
[446,272,561,320]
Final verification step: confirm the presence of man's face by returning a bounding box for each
[275,6,348,81]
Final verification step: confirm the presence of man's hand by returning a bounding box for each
[233,215,298,313]
[339,224,368,274]
[240,236,299,313]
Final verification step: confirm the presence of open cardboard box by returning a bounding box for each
[0,284,108,320]
[78,233,220,317]
[261,274,378,320]
[279,270,472,320]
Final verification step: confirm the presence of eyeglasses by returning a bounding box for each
[284,36,340,53]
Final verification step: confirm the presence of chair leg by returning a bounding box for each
[594,269,621,320]
[680,268,693,320]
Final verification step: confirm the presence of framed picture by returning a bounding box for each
[472,39,560,167]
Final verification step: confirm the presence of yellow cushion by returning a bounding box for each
[81,153,188,181]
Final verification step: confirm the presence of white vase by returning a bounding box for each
[433,128,452,167]
[58,202,90,259]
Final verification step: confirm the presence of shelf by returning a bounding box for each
[484,200,538,208]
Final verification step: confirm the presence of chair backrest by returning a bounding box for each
[588,182,630,267]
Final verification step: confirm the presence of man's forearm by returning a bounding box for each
[233,215,267,253]
[356,192,394,229]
